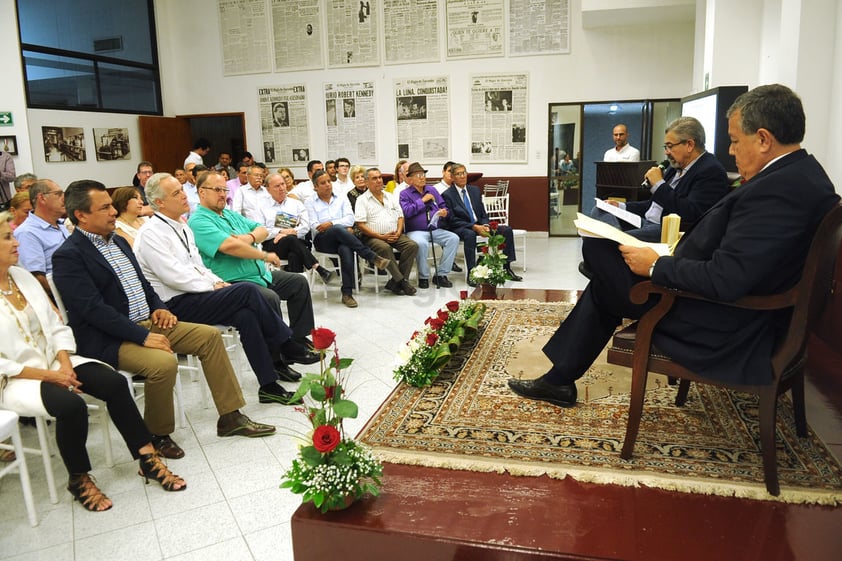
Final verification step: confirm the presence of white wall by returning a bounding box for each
[0,0,34,177]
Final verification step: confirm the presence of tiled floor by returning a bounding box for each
[0,236,588,561]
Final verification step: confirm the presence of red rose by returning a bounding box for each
[411,330,420,339]
[446,300,459,312]
[312,425,341,453]
[459,290,468,300]
[437,310,449,321]
[481,245,489,254]
[430,318,445,330]
[499,243,506,250]
[489,221,499,231]
[311,327,336,350]
[426,333,439,346]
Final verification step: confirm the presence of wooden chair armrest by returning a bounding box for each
[629,281,797,311]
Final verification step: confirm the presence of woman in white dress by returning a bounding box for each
[0,212,185,511]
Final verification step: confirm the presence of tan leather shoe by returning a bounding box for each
[341,294,358,308]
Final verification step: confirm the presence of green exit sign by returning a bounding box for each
[0,112,12,126]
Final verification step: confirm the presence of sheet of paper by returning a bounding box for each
[574,213,671,256]
[594,198,642,228]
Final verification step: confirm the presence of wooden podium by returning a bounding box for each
[595,161,655,202]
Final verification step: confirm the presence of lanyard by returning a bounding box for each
[153,213,191,257]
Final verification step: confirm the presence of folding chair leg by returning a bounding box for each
[34,417,58,504]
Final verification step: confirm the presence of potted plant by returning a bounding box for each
[468,221,511,298]
[281,328,383,512]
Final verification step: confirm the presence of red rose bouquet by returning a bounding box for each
[468,222,511,286]
[281,328,383,512]
[394,300,486,387]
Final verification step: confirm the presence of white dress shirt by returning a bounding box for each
[260,196,310,239]
[305,194,354,237]
[289,180,315,203]
[134,213,223,302]
[232,185,273,222]
[332,177,353,198]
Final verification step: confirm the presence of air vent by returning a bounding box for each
[94,37,123,52]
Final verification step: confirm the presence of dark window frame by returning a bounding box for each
[15,0,163,115]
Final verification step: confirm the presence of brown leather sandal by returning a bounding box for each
[138,451,186,491]
[67,473,112,511]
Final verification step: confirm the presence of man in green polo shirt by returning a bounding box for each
[188,171,316,350]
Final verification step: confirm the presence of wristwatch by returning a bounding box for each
[648,260,657,278]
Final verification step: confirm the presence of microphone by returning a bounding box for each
[641,160,671,187]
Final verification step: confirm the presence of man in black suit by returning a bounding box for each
[53,180,277,459]
[595,116,729,242]
[442,163,522,286]
[509,84,839,407]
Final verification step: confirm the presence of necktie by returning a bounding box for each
[461,189,475,223]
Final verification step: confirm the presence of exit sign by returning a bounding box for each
[0,112,12,126]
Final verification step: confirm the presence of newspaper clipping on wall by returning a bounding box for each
[258,84,311,166]
[509,0,570,56]
[383,0,440,65]
[271,0,324,71]
[393,76,450,163]
[326,0,381,68]
[470,73,528,163]
[219,0,272,75]
[445,0,504,59]
[324,81,377,164]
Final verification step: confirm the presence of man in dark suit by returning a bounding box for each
[52,180,276,459]
[595,116,729,242]
[442,163,522,286]
[509,84,839,407]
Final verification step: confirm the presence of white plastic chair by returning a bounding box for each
[0,410,39,526]
[313,250,358,298]
[482,193,527,271]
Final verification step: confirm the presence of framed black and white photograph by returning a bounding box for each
[0,136,17,155]
[42,126,86,162]
[93,127,130,161]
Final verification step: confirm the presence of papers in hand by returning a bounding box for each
[594,198,642,228]
[574,213,673,256]
[428,211,441,229]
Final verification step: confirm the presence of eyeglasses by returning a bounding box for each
[44,190,65,197]
[200,187,230,194]
[453,171,467,177]
[662,140,688,151]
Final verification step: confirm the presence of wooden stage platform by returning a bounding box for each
[291,289,842,561]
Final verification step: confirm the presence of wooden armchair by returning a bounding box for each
[607,202,842,495]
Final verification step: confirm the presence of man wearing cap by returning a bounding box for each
[398,162,458,289]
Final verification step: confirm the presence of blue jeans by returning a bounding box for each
[407,228,459,279]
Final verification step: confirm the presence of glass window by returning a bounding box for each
[17,0,161,114]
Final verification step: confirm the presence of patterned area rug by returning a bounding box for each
[359,301,842,504]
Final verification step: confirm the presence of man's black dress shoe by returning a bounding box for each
[507,377,577,408]
[281,341,320,365]
[432,275,453,288]
[274,361,302,382]
[152,434,185,459]
[451,263,463,273]
[578,261,593,280]
[258,382,302,405]
[505,267,523,281]
[418,278,429,289]
[466,277,477,288]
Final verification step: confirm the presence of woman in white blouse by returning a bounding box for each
[0,212,185,511]
[113,186,147,246]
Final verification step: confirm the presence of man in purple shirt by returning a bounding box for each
[398,162,458,288]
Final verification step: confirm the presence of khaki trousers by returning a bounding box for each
[118,320,245,435]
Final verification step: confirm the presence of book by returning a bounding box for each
[574,213,673,256]
[274,211,299,229]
